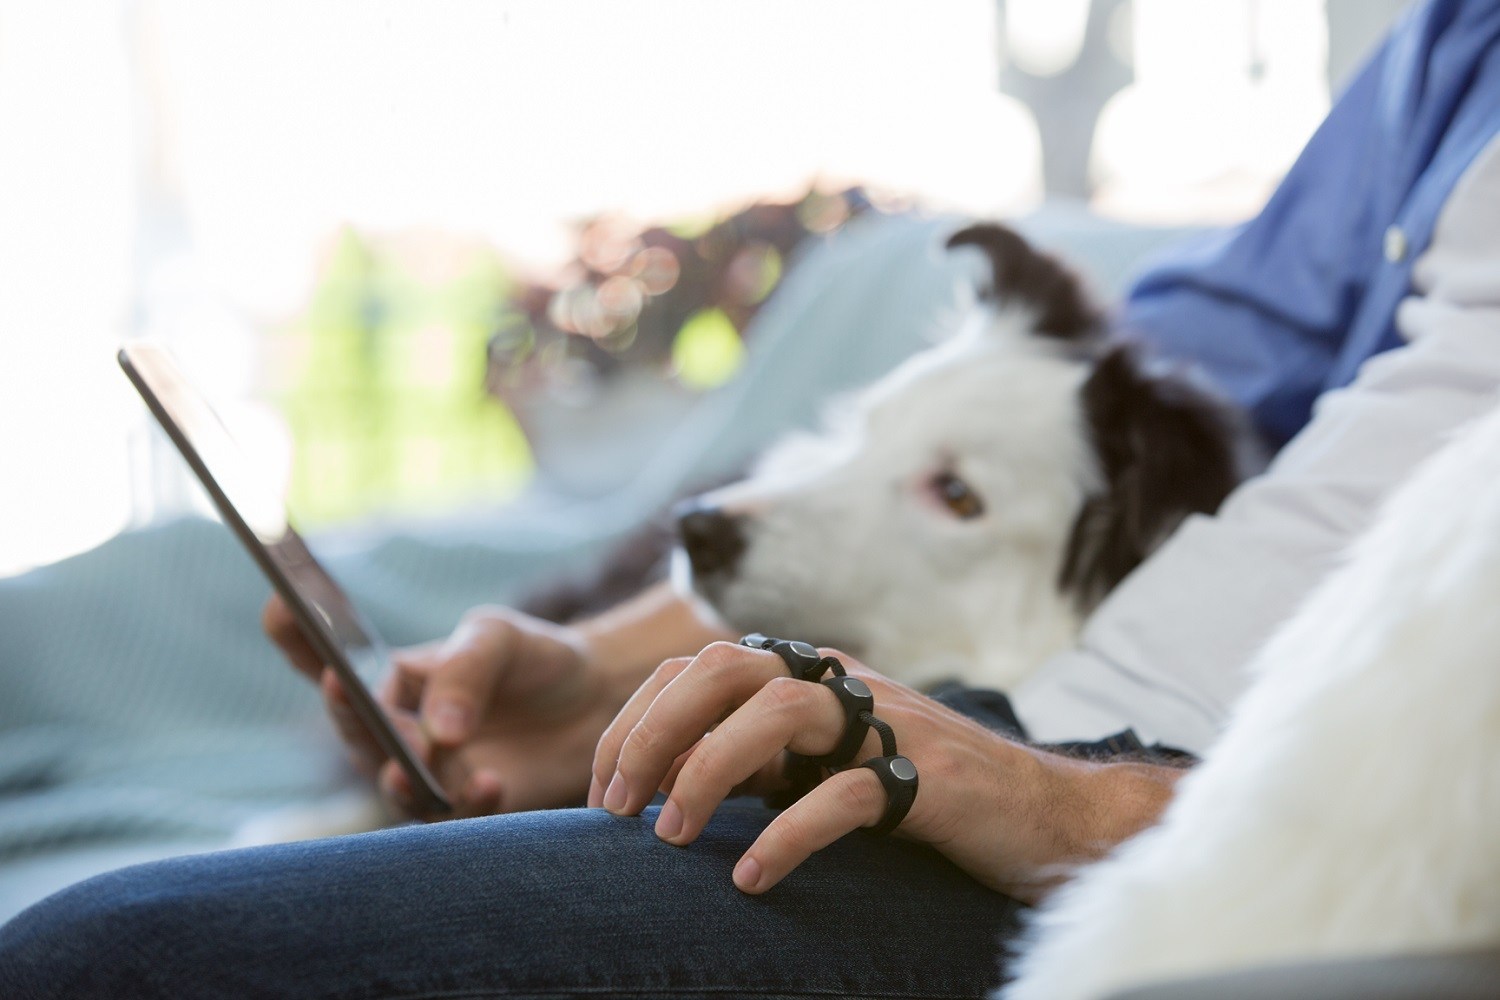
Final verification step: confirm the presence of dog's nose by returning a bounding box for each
[675,503,746,578]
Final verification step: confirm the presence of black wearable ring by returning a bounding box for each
[810,675,874,768]
[739,633,831,682]
[861,754,919,836]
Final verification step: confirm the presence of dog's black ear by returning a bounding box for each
[1060,345,1251,610]
[946,223,1101,341]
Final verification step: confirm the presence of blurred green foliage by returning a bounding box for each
[270,229,534,526]
[672,308,746,390]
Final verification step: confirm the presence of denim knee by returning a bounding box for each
[0,864,196,999]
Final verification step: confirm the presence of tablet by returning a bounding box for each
[118,341,452,816]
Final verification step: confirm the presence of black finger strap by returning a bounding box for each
[740,633,835,682]
[863,713,898,759]
[741,634,916,833]
[810,675,873,767]
[861,755,919,835]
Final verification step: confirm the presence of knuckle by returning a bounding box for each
[592,739,620,783]
[619,718,667,771]
[592,751,617,786]
[834,772,885,817]
[770,810,813,850]
[594,720,628,769]
[457,604,503,628]
[464,608,521,648]
[672,749,716,802]
[431,652,482,690]
[692,641,746,680]
[655,657,692,680]
[759,675,813,715]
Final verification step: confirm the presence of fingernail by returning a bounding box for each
[603,772,627,813]
[734,855,762,892]
[428,703,469,742]
[655,800,683,841]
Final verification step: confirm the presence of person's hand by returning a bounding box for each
[589,642,1183,900]
[264,595,631,820]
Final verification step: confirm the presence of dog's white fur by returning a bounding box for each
[679,305,1100,691]
[1000,400,1500,999]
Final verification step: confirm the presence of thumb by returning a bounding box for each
[419,618,516,746]
[382,642,446,712]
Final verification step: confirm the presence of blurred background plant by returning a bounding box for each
[479,187,885,496]
[266,229,531,525]
[487,187,875,399]
[270,186,882,523]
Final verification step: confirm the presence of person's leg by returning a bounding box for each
[0,802,1021,999]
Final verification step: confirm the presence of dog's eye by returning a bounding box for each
[932,471,984,520]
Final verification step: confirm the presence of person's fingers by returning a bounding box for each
[733,766,890,894]
[383,645,443,713]
[382,756,503,822]
[734,754,796,799]
[605,642,787,815]
[462,767,504,816]
[378,759,416,816]
[262,593,324,680]
[656,741,785,801]
[655,677,843,845]
[655,738,706,799]
[417,616,517,747]
[320,667,385,771]
[372,713,445,820]
[589,657,693,808]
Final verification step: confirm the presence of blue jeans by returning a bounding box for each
[0,802,1021,998]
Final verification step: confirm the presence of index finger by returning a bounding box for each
[734,767,890,894]
[417,617,517,746]
[607,642,787,816]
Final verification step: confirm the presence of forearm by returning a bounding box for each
[992,751,1184,905]
[905,695,1189,905]
[576,582,735,702]
[1002,748,1184,903]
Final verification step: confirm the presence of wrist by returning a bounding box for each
[574,621,652,712]
[574,582,735,710]
[1002,748,1183,904]
[1083,759,1184,847]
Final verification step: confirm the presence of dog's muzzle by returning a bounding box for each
[674,502,747,582]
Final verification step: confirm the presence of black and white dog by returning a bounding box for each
[242,224,1255,847]
[674,224,1255,690]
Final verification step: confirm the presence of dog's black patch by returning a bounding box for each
[946,224,1101,341]
[947,223,1252,609]
[1060,345,1253,610]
